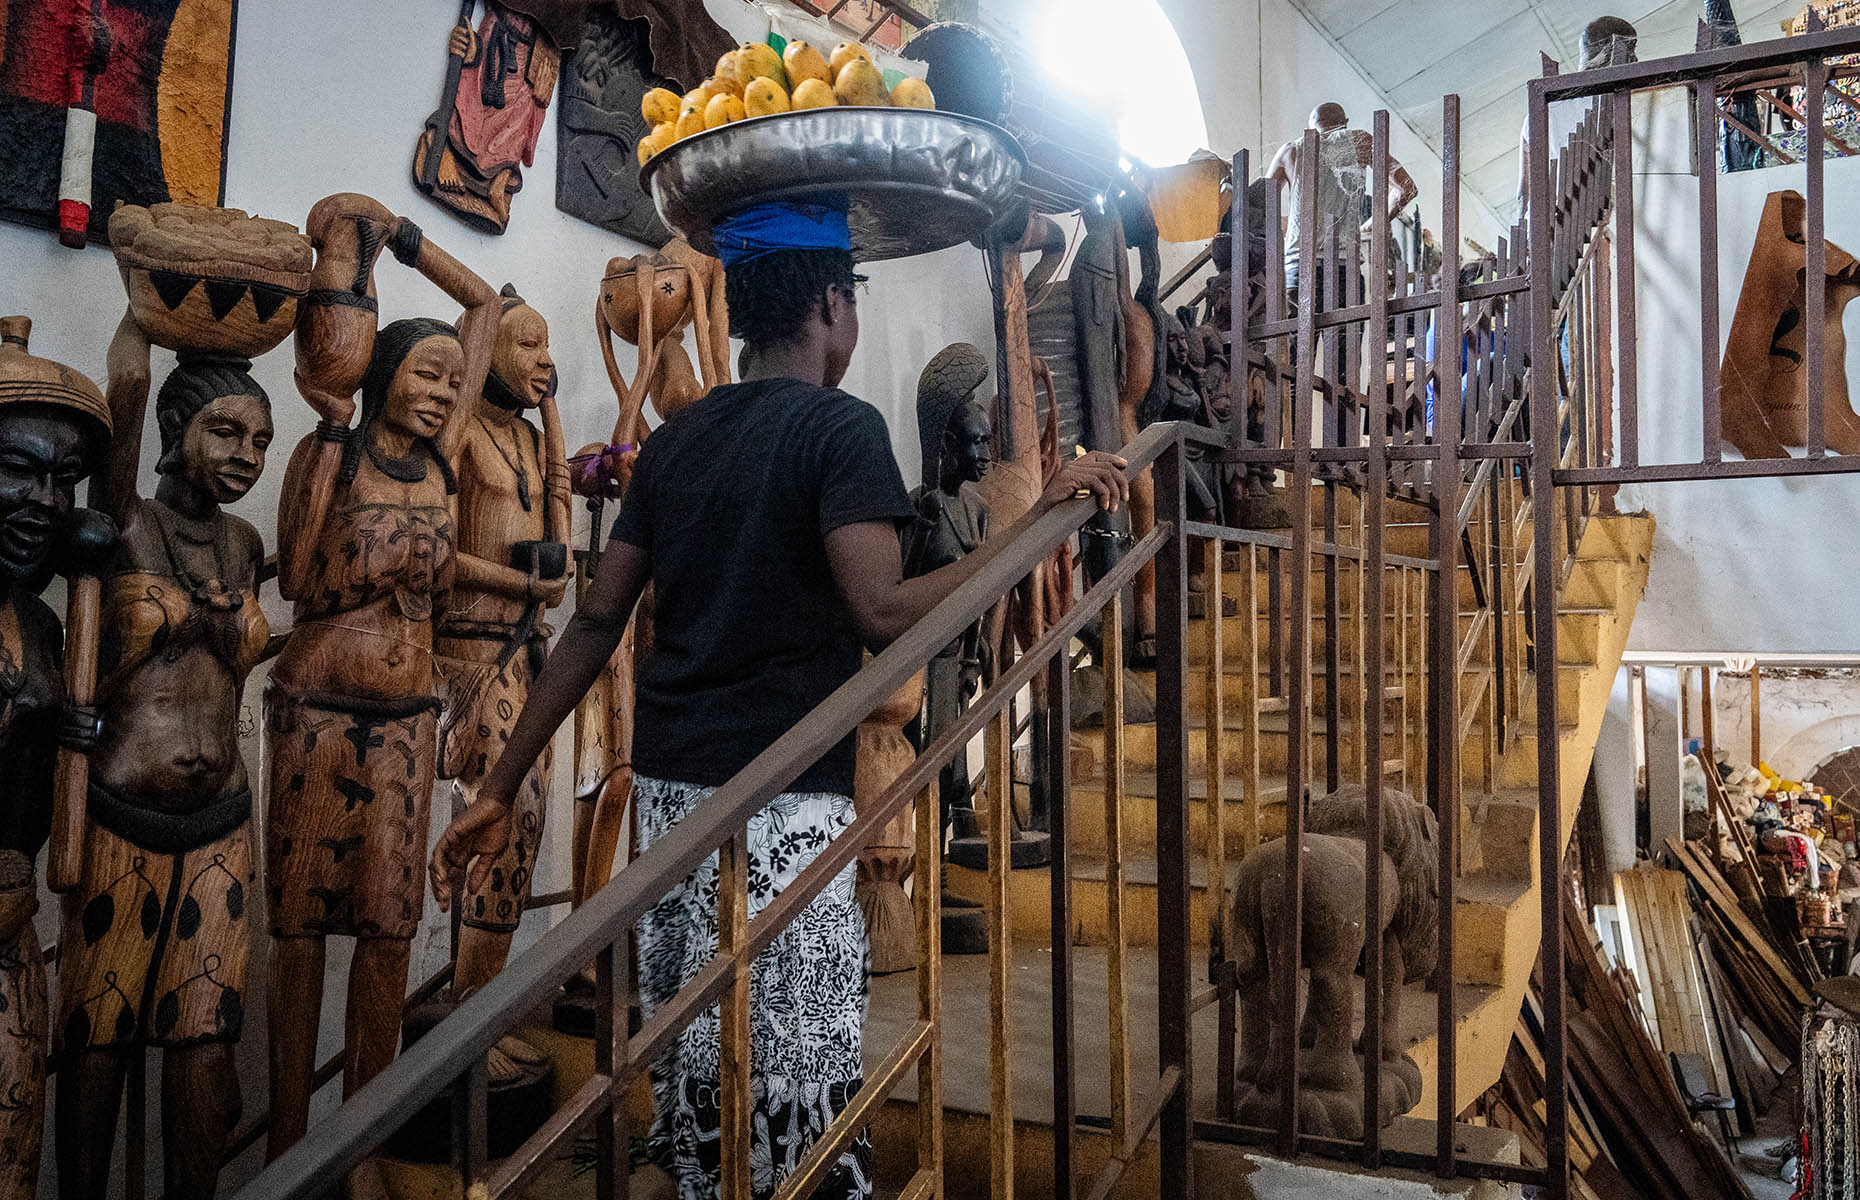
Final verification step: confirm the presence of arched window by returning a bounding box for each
[1034,0,1209,167]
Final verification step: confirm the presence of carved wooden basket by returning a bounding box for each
[109,205,313,359]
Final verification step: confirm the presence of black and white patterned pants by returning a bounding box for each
[634,776,872,1200]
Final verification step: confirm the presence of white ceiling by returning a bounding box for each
[1287,0,1808,229]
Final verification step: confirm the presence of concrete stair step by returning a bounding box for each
[947,850,1537,988]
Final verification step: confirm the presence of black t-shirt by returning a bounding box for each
[611,378,914,796]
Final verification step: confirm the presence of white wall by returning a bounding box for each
[1160,0,1507,251]
[1622,88,1860,653]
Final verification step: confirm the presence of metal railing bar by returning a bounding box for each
[1080,1064,1186,1200]
[1557,455,1860,483]
[1154,440,1195,1197]
[1183,522,1437,572]
[1245,275,1528,339]
[1808,62,1829,458]
[1527,68,1573,1200]
[894,1170,936,1200]
[1363,106,1392,1169]
[747,524,1170,959]
[1049,649,1077,1199]
[1191,1119,1552,1188]
[1431,90,1465,1181]
[1530,26,1860,108]
[771,1021,934,1200]
[484,1073,612,1198]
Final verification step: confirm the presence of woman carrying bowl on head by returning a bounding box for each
[50,203,309,1200]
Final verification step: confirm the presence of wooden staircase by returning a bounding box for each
[913,502,1654,1193]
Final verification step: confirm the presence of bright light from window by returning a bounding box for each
[1035,0,1209,167]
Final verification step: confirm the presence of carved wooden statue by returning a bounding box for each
[413,2,574,234]
[568,239,728,913]
[906,343,994,828]
[1228,784,1439,1138]
[52,203,308,1200]
[854,670,923,975]
[1721,188,1860,458]
[265,194,496,1165]
[0,317,115,1200]
[438,285,571,992]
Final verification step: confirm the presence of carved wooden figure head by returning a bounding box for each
[916,341,991,495]
[342,317,464,490]
[487,289,555,410]
[155,357,273,505]
[0,317,109,581]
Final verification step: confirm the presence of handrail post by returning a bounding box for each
[594,941,629,1200]
[1527,72,1572,1200]
[1050,647,1077,1198]
[1154,433,1193,1197]
[1432,92,1465,1181]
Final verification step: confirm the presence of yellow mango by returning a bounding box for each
[637,122,674,165]
[783,40,831,88]
[828,41,871,84]
[674,103,707,141]
[890,77,934,110]
[706,72,744,100]
[704,92,747,129]
[681,84,714,115]
[790,78,838,110]
[833,58,889,107]
[715,50,740,86]
[641,87,681,126]
[744,76,791,117]
[734,41,789,91]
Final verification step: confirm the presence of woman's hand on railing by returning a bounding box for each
[430,798,514,909]
[1041,450,1131,513]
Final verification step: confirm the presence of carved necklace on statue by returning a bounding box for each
[478,414,533,512]
[149,501,242,616]
[365,428,429,483]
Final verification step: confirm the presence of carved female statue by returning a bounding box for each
[437,285,570,992]
[265,194,495,1160]
[47,201,309,1200]
[0,317,114,1200]
[54,348,273,1200]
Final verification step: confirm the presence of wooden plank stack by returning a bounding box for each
[1484,887,1758,1200]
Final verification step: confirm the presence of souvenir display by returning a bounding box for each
[51,202,307,1200]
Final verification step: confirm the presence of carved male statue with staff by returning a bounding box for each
[0,317,116,1200]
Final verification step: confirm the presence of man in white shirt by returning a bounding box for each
[1266,102,1418,307]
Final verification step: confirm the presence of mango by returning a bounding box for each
[704,92,747,129]
[890,76,934,110]
[744,76,791,118]
[791,78,838,110]
[681,84,714,115]
[641,87,681,126]
[706,72,744,100]
[734,41,789,91]
[783,40,831,88]
[833,58,889,107]
[715,49,740,86]
[828,41,871,84]
[674,102,707,142]
[637,122,674,165]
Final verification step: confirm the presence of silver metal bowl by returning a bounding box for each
[640,108,1026,262]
